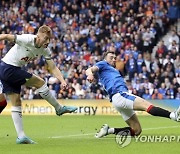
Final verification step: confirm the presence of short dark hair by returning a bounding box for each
[103,51,115,59]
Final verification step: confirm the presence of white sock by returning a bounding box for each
[11,106,25,138]
[36,83,62,110]
[170,112,176,120]
[108,128,114,134]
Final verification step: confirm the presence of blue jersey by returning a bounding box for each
[95,61,128,99]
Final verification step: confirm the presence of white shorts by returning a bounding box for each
[112,92,136,121]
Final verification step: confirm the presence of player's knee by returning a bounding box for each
[131,125,142,136]
[134,128,142,136]
[30,75,46,88]
[36,79,45,88]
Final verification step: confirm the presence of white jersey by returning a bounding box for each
[2,34,51,67]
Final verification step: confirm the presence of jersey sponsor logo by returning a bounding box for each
[21,56,36,62]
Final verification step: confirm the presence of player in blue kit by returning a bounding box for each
[86,51,180,138]
[0,25,77,144]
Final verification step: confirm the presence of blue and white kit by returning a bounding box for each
[95,60,136,120]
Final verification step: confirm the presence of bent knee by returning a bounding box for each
[37,79,45,87]
[34,78,45,88]
[134,128,142,136]
[26,75,45,88]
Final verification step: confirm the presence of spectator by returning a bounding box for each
[168,30,179,46]
[27,2,37,15]
[142,88,151,100]
[125,53,137,80]
[155,40,168,58]
[152,88,163,99]
[168,40,179,53]
[137,54,145,73]
[76,85,85,98]
[175,87,180,100]
[167,1,179,24]
[165,84,175,99]
[158,83,167,98]
[142,78,153,90]
[0,0,179,100]
[174,54,180,74]
[95,89,104,99]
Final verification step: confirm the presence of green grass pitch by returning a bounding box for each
[0,115,180,154]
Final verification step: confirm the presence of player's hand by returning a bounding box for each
[87,74,95,83]
[61,81,68,90]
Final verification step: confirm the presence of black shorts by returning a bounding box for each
[0,62,32,94]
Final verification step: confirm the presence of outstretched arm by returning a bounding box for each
[0,34,15,42]
[46,59,67,89]
[86,66,99,83]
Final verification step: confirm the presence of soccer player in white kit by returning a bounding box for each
[0,25,77,144]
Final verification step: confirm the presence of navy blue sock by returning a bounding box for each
[114,127,135,136]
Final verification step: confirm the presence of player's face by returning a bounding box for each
[105,53,116,67]
[36,33,50,48]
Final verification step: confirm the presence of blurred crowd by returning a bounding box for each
[0,0,179,100]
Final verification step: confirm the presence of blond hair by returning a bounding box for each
[38,25,52,37]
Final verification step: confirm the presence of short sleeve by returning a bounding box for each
[15,34,32,45]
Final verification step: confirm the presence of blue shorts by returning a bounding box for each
[0,62,32,94]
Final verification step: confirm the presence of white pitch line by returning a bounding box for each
[49,125,180,139]
[49,133,95,138]
[143,125,180,131]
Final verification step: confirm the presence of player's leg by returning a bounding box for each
[25,74,77,115]
[7,93,35,144]
[95,110,141,138]
[95,102,140,138]
[133,95,180,121]
[105,114,142,136]
[112,92,179,121]
[95,91,180,138]
[0,93,7,114]
[25,74,62,110]
[125,114,142,136]
[7,93,25,138]
[0,63,36,143]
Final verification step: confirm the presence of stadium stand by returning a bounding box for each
[0,0,179,100]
